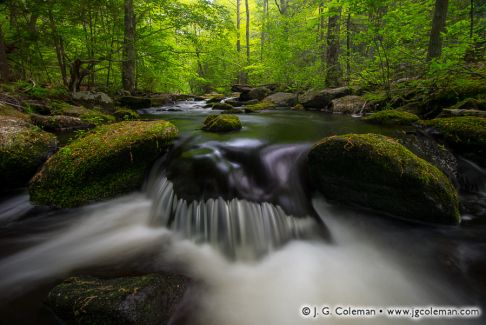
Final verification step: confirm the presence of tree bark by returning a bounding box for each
[245,0,250,64]
[123,0,136,94]
[260,0,268,60]
[236,0,241,53]
[0,24,12,82]
[326,6,342,87]
[427,0,449,60]
[48,9,68,87]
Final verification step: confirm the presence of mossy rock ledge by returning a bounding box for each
[202,114,242,132]
[29,120,178,208]
[47,273,189,325]
[364,110,420,125]
[1,116,57,191]
[307,133,460,224]
[419,116,486,152]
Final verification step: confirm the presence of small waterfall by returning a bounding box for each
[149,177,317,260]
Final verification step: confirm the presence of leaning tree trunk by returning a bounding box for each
[123,0,136,94]
[0,25,12,82]
[326,6,342,87]
[427,0,449,60]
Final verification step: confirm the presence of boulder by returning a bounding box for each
[119,96,152,110]
[331,95,367,114]
[221,108,245,114]
[202,115,242,132]
[231,84,252,93]
[420,116,486,153]
[149,95,174,107]
[239,86,271,102]
[307,133,460,224]
[30,114,95,132]
[364,110,420,125]
[0,117,57,191]
[299,87,352,109]
[244,101,276,111]
[263,92,298,107]
[47,273,189,325]
[72,91,114,108]
[30,120,178,207]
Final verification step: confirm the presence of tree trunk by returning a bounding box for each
[245,0,250,64]
[0,24,12,82]
[346,12,351,85]
[326,7,342,87]
[260,0,268,60]
[48,10,68,87]
[319,2,325,67]
[236,0,241,53]
[123,0,136,94]
[427,0,449,60]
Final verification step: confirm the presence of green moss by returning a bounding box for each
[26,85,68,100]
[202,114,242,132]
[244,101,276,111]
[114,108,140,121]
[420,116,486,150]
[29,120,178,207]
[308,133,460,224]
[220,109,244,115]
[0,117,56,191]
[449,98,486,111]
[0,103,29,119]
[212,102,233,110]
[364,110,419,125]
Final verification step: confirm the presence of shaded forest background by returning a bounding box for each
[0,0,484,95]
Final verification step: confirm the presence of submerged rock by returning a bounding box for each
[307,133,460,224]
[331,95,367,114]
[0,116,57,191]
[202,114,242,132]
[47,273,189,325]
[299,87,352,110]
[29,120,178,208]
[420,117,486,152]
[364,110,420,125]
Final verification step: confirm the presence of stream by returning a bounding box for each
[0,100,485,324]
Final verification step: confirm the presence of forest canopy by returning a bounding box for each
[0,0,484,94]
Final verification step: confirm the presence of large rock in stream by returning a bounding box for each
[30,120,178,208]
[307,133,460,224]
[47,273,189,325]
[202,114,242,132]
[299,87,352,110]
[0,116,57,192]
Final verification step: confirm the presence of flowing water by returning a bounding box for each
[0,100,485,324]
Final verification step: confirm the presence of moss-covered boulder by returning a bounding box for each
[308,134,460,224]
[364,110,420,125]
[202,114,242,132]
[0,117,57,191]
[244,101,276,111]
[114,108,140,121]
[30,114,95,132]
[47,273,188,325]
[29,120,178,207]
[420,117,486,152]
[212,102,234,110]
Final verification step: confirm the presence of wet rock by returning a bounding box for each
[221,108,245,114]
[0,116,57,191]
[308,133,460,224]
[238,86,271,102]
[47,273,189,325]
[244,101,276,111]
[202,114,242,132]
[263,92,298,107]
[30,120,178,208]
[299,87,352,110]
